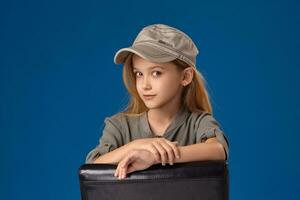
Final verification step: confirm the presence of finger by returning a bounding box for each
[115,161,123,177]
[121,167,127,179]
[115,157,127,177]
[148,144,161,163]
[119,154,135,179]
[166,140,180,157]
[119,163,127,179]
[152,142,167,166]
[160,140,175,165]
[115,158,127,179]
[167,141,181,159]
[119,158,130,179]
[117,161,126,179]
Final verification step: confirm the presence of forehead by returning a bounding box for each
[132,54,174,70]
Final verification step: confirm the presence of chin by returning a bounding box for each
[143,101,157,109]
[143,101,168,110]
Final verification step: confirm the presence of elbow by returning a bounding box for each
[204,137,227,161]
[215,143,227,161]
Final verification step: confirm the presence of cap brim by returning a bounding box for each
[114,44,178,65]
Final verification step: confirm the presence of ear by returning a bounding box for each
[181,67,194,86]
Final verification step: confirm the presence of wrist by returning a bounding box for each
[128,139,139,150]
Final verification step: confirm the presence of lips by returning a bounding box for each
[143,95,156,100]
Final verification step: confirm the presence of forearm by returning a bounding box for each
[93,142,135,165]
[160,142,225,164]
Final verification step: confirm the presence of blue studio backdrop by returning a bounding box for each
[1,0,299,199]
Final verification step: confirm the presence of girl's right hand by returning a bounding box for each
[130,138,181,166]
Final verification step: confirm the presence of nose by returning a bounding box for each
[142,75,152,90]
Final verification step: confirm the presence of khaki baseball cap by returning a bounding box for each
[113,24,199,68]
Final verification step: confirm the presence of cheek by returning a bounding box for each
[135,79,143,93]
[161,76,181,89]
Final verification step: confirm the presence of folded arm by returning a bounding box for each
[114,137,226,179]
[93,136,225,165]
[169,137,226,164]
[92,142,135,164]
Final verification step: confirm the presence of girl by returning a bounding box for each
[85,24,229,180]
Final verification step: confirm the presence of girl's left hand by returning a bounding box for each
[114,149,156,180]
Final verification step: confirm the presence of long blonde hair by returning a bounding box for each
[120,53,213,115]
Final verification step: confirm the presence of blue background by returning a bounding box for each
[1,0,299,199]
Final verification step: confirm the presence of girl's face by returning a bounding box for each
[132,54,185,110]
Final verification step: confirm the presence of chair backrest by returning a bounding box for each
[78,160,229,200]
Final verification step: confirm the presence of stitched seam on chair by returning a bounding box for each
[82,177,226,185]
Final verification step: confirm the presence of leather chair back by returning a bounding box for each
[78,160,229,200]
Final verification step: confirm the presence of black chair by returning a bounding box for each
[78,160,229,200]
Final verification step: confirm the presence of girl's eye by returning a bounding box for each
[134,71,142,77]
[152,71,162,77]
[134,71,161,78]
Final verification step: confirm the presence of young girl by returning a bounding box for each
[85,24,229,180]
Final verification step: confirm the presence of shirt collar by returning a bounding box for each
[140,106,191,137]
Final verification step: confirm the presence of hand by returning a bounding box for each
[130,138,180,166]
[114,149,156,180]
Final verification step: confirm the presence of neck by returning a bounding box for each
[147,102,182,126]
[146,86,185,126]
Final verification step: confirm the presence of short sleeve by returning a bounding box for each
[85,116,124,164]
[195,113,230,161]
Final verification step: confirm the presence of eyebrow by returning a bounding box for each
[133,66,165,71]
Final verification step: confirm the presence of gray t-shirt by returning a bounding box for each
[85,106,230,164]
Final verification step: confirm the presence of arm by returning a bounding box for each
[161,137,226,164]
[192,113,229,162]
[93,141,135,165]
[114,137,225,179]
[93,137,179,165]
[95,137,225,165]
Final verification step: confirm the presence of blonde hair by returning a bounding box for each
[120,53,213,115]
